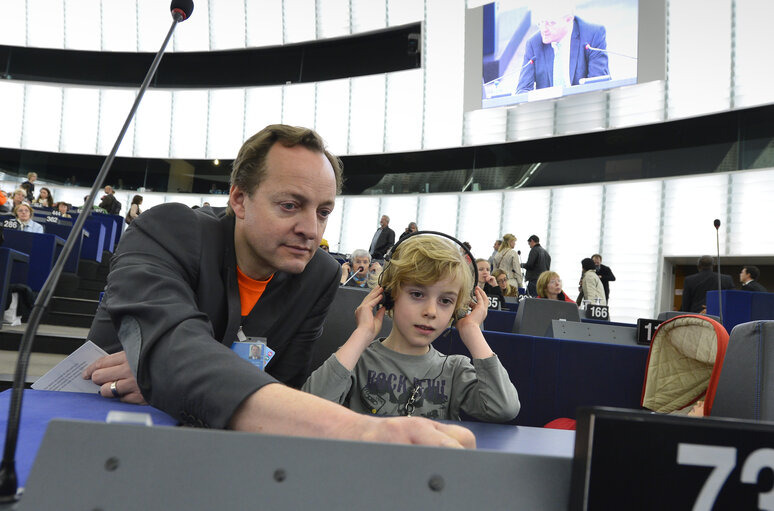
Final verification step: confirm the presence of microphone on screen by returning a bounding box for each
[584,43,637,60]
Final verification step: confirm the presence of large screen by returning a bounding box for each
[481,0,639,109]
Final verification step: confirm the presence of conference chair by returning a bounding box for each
[710,320,774,421]
[512,298,580,337]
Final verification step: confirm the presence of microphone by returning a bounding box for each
[714,219,723,325]
[342,267,365,286]
[0,1,194,502]
[483,57,537,87]
[584,43,637,60]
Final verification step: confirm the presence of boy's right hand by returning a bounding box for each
[354,286,387,338]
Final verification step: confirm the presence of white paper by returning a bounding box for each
[31,340,108,393]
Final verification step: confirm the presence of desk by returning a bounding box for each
[0,390,177,489]
[0,248,28,311]
[8,390,572,510]
[707,289,774,332]
[435,329,649,427]
[2,231,65,291]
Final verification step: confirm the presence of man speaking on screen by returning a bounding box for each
[516,1,610,94]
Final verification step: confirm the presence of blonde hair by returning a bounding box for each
[499,233,516,253]
[536,271,561,298]
[493,269,518,297]
[380,234,474,320]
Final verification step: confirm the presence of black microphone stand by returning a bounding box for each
[714,219,724,325]
[0,10,188,502]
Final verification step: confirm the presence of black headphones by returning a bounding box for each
[377,230,478,316]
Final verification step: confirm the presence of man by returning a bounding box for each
[369,214,395,261]
[516,2,609,94]
[680,255,734,313]
[522,234,551,297]
[340,249,381,288]
[83,125,473,448]
[740,265,767,292]
[591,253,616,302]
[98,185,122,215]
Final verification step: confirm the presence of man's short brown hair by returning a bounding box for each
[227,124,343,215]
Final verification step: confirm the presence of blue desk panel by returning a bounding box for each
[2,231,65,291]
[0,389,178,489]
[435,330,649,427]
[0,248,29,311]
[707,289,774,332]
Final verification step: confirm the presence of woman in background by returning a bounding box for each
[536,271,575,303]
[580,258,606,305]
[493,233,524,291]
[54,202,72,219]
[493,269,519,298]
[34,187,54,208]
[398,221,418,242]
[125,195,143,225]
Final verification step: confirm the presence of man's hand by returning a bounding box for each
[83,351,146,404]
[369,261,382,274]
[356,416,476,449]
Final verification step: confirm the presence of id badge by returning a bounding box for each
[231,336,275,371]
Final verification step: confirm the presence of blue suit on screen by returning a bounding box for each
[516,16,610,94]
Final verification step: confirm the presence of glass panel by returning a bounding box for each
[170,90,209,159]
[315,79,350,157]
[245,0,283,47]
[244,86,284,143]
[322,197,345,254]
[22,84,62,153]
[733,0,774,108]
[101,1,138,51]
[458,192,502,261]
[63,0,101,50]
[61,87,100,154]
[388,0,424,26]
[549,184,604,299]
[555,91,607,136]
[0,1,26,46]
[501,188,550,259]
[137,0,172,52]
[608,81,665,130]
[284,0,317,43]
[662,174,728,256]
[207,89,246,159]
[667,0,731,119]
[338,196,380,255]
[464,109,507,145]
[380,195,420,245]
[0,82,24,149]
[97,89,137,157]
[507,100,554,141]
[172,0,210,51]
[348,75,386,154]
[351,0,386,34]
[424,0,464,150]
[602,180,662,323]
[133,90,172,157]
[417,194,459,235]
[384,69,424,152]
[210,0,246,49]
[282,83,316,130]
[728,169,774,255]
[27,0,64,49]
[318,0,351,39]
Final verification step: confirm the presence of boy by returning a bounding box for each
[304,235,520,422]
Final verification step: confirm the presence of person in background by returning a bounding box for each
[125,195,143,225]
[493,233,524,291]
[54,202,72,218]
[14,202,44,233]
[536,271,575,303]
[591,253,616,302]
[34,187,54,208]
[399,221,418,242]
[493,269,519,298]
[319,239,330,253]
[369,214,395,262]
[341,249,381,289]
[0,190,10,214]
[580,258,606,305]
[488,240,502,272]
[10,189,25,212]
[739,265,766,293]
[680,255,734,313]
[21,172,37,202]
[522,234,551,297]
[476,258,504,310]
[98,186,122,215]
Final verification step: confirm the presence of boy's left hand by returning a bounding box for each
[455,286,488,330]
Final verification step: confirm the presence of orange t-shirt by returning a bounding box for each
[237,267,274,316]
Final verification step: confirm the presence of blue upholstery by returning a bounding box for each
[0,248,29,311]
[2,231,65,291]
[707,290,774,332]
